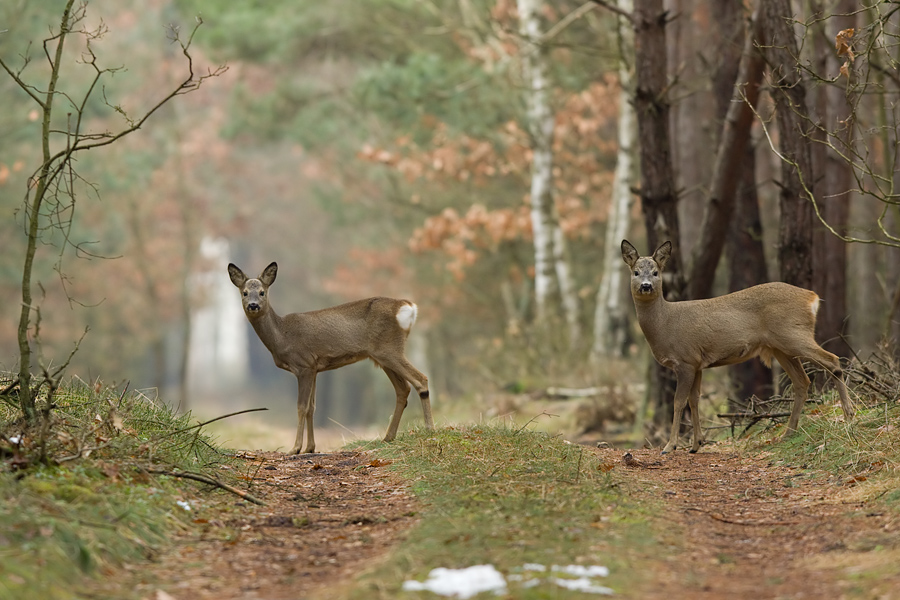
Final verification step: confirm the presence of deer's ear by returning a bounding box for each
[228,263,247,288]
[621,240,639,268]
[653,241,672,271]
[260,262,278,286]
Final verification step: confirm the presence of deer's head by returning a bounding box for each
[621,240,671,300]
[228,262,278,318]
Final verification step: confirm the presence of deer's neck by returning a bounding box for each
[632,294,672,345]
[249,307,289,355]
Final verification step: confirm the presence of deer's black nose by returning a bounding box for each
[247,302,260,311]
[639,283,652,293]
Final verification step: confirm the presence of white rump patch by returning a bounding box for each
[810,296,820,316]
[396,303,418,331]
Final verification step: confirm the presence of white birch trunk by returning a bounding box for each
[592,0,636,359]
[518,0,580,344]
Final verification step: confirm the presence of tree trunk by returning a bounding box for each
[760,0,815,288]
[592,0,637,359]
[703,1,772,408]
[687,4,765,301]
[517,0,580,345]
[812,2,854,357]
[632,0,682,432]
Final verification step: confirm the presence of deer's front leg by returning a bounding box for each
[290,369,317,455]
[662,365,696,454]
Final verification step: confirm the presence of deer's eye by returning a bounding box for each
[243,291,248,297]
[653,270,658,276]
[633,270,639,276]
[260,291,265,296]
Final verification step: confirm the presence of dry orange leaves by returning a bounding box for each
[836,27,855,78]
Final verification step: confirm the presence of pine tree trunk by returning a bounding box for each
[702,1,772,408]
[687,4,765,301]
[632,0,682,432]
[760,0,815,288]
[813,1,853,357]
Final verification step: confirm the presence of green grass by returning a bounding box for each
[347,424,660,598]
[768,396,900,498]
[0,377,237,599]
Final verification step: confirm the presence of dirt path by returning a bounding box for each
[117,451,418,600]
[100,444,898,600]
[596,445,900,599]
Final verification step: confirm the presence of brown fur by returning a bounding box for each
[228,262,432,454]
[621,240,853,454]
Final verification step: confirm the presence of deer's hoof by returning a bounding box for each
[661,446,675,455]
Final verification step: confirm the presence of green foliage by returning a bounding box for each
[222,79,352,148]
[348,425,658,598]
[356,52,517,143]
[0,376,237,598]
[171,0,430,64]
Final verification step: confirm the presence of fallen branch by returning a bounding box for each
[684,506,799,526]
[147,468,267,506]
[717,412,791,420]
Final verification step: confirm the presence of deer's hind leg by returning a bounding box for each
[773,350,810,438]
[382,367,411,442]
[806,346,855,421]
[378,356,433,431]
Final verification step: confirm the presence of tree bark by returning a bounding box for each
[633,1,681,274]
[760,0,815,288]
[517,0,580,345]
[632,0,682,431]
[812,2,854,357]
[703,1,772,407]
[592,0,637,359]
[687,4,765,301]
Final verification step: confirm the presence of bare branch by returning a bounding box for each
[590,0,634,24]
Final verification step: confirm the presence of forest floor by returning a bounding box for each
[94,442,899,600]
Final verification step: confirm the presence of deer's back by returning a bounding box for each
[283,297,412,349]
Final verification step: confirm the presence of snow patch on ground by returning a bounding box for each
[402,563,613,597]
[402,565,506,598]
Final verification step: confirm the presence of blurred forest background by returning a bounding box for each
[2,0,898,448]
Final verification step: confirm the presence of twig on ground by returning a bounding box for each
[683,506,800,526]
[514,411,558,434]
[146,468,267,506]
[153,407,269,443]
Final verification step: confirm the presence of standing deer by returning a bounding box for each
[228,262,433,454]
[621,240,853,454]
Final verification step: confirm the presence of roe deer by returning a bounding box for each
[228,262,433,454]
[621,240,853,454]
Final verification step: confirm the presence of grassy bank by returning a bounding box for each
[0,378,237,599]
[347,425,661,598]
